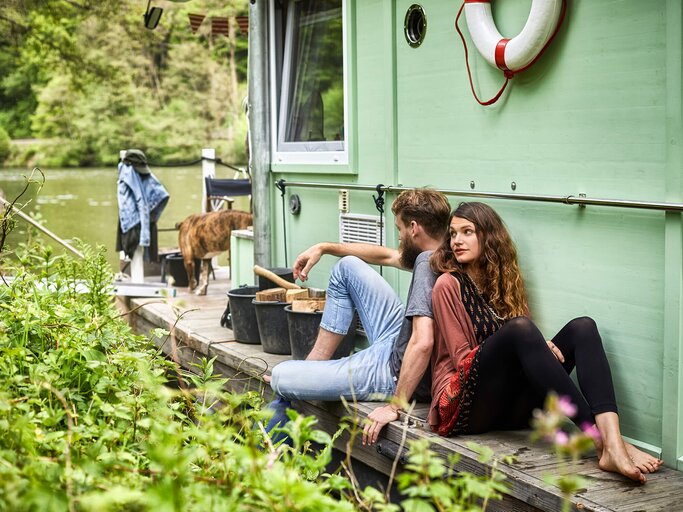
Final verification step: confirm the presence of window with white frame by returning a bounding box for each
[270,0,347,164]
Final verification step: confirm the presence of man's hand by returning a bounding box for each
[362,404,400,445]
[292,244,324,281]
[547,340,565,363]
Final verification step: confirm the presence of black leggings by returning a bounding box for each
[467,316,618,434]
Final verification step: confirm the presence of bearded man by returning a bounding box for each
[266,189,451,445]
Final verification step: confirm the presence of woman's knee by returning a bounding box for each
[567,316,598,334]
[503,316,546,351]
[506,316,542,339]
[565,316,601,347]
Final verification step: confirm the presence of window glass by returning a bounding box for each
[284,0,343,145]
[275,0,345,156]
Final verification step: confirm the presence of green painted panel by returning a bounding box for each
[481,201,665,446]
[231,233,255,288]
[395,1,667,200]
[353,0,397,185]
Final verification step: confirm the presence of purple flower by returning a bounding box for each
[554,431,569,446]
[557,396,577,418]
[580,422,602,442]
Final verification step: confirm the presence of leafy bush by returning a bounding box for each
[0,244,353,510]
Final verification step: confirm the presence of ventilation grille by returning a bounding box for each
[339,213,385,246]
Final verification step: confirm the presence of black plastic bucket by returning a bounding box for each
[253,300,291,355]
[258,267,295,290]
[162,253,200,287]
[285,305,356,360]
[226,285,260,344]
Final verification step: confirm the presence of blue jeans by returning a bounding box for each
[263,396,293,447]
[270,256,405,401]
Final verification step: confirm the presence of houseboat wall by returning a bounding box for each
[257,0,683,470]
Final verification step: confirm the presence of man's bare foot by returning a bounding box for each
[598,441,646,483]
[624,442,663,474]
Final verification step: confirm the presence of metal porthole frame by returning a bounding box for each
[404,4,427,48]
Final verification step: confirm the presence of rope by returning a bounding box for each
[120,156,249,174]
[455,0,567,106]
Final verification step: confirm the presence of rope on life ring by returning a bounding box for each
[455,0,567,106]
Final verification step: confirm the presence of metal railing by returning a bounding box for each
[274,180,683,213]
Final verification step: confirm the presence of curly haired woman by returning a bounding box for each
[428,202,662,483]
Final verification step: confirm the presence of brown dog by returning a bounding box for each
[176,209,252,295]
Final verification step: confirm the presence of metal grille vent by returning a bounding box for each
[339,213,384,246]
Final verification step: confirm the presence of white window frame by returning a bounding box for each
[269,0,349,166]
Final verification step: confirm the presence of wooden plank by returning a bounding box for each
[285,288,310,302]
[291,298,326,312]
[256,287,286,302]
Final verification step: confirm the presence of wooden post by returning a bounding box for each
[663,0,683,470]
[248,0,271,269]
[119,149,144,283]
[201,147,216,213]
[201,148,219,271]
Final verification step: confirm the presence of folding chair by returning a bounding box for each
[204,176,252,212]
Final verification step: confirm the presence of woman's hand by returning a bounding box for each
[547,340,565,363]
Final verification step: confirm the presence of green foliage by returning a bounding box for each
[1,0,248,167]
[389,439,508,512]
[0,242,355,511]
[0,125,10,164]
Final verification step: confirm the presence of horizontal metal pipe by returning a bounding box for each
[0,197,85,259]
[275,180,683,213]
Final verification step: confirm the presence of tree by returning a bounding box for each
[0,125,10,163]
[1,0,250,167]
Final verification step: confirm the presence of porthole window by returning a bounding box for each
[404,4,426,48]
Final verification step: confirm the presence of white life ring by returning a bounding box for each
[464,0,563,73]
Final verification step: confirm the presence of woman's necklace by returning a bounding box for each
[463,272,505,322]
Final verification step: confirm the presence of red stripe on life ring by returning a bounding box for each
[495,38,510,71]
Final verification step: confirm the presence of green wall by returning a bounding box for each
[268,0,683,468]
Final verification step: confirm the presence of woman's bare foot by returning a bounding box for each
[598,441,646,483]
[624,442,663,474]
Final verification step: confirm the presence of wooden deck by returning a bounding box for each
[119,270,683,512]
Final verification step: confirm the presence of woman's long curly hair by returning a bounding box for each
[430,202,528,319]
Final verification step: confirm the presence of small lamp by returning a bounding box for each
[144,0,190,30]
[143,0,163,29]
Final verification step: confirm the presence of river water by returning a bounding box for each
[0,166,249,270]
